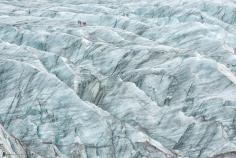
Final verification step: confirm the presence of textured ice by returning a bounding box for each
[0,0,236,157]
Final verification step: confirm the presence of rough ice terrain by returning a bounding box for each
[0,0,236,157]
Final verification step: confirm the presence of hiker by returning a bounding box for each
[78,20,82,26]
[78,20,87,27]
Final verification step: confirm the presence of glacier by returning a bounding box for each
[0,0,236,157]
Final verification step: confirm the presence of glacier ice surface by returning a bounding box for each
[0,0,236,157]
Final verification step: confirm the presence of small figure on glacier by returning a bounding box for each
[82,21,87,26]
[78,20,87,27]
